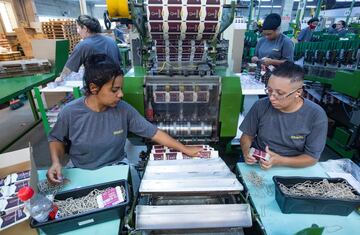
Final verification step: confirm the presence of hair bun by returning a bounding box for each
[85,54,106,67]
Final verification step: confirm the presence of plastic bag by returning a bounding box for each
[320,159,360,182]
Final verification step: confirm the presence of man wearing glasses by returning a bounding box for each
[239,62,328,169]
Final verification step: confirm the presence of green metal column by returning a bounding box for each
[314,0,323,18]
[34,87,51,135]
[346,0,356,25]
[73,87,82,99]
[26,90,39,121]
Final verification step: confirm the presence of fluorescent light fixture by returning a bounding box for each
[94,4,107,7]
[260,5,282,8]
[306,6,317,8]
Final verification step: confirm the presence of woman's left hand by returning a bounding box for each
[183,146,204,158]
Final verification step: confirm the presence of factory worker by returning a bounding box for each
[47,54,202,183]
[335,20,347,37]
[297,17,319,42]
[240,62,327,169]
[251,13,294,66]
[55,15,121,82]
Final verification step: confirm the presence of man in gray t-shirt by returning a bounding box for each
[240,62,327,169]
[48,98,156,169]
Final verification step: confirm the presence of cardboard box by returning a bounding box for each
[0,147,38,235]
[0,220,37,235]
[42,92,67,110]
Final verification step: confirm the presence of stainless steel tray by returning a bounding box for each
[136,204,252,230]
[139,158,243,195]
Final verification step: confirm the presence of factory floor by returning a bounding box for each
[1,100,343,172]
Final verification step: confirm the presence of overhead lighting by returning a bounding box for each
[306,6,317,8]
[260,5,282,8]
[94,4,107,7]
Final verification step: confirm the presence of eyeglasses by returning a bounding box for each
[264,87,302,100]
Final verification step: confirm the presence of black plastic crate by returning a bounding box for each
[30,179,130,234]
[273,176,360,216]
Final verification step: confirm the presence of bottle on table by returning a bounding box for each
[17,186,57,222]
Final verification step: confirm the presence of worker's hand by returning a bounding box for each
[47,162,63,184]
[251,56,259,63]
[262,57,273,66]
[259,146,281,170]
[244,150,257,165]
[54,76,63,83]
[182,146,204,158]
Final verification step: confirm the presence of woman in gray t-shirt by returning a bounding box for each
[252,13,294,67]
[47,54,203,184]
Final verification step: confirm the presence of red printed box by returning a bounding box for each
[249,147,270,161]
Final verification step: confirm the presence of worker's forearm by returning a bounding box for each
[49,141,66,165]
[59,67,72,80]
[240,134,253,156]
[277,154,317,168]
[270,59,286,66]
[151,130,187,152]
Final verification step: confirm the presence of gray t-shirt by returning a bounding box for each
[297,27,312,42]
[255,33,294,62]
[337,28,347,37]
[65,34,121,72]
[48,98,157,169]
[240,98,327,159]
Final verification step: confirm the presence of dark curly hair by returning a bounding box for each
[83,54,124,95]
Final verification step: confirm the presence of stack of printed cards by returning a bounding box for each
[0,170,31,231]
[249,147,270,161]
[149,145,219,160]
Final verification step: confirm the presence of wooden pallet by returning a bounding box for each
[0,59,51,78]
[0,39,11,50]
[0,52,22,61]
[14,27,37,57]
[41,20,81,53]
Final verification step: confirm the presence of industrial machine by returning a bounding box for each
[105,1,254,234]
[136,147,252,234]
[105,0,243,144]
[295,40,360,161]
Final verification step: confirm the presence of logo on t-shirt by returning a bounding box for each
[290,135,304,140]
[113,129,124,135]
